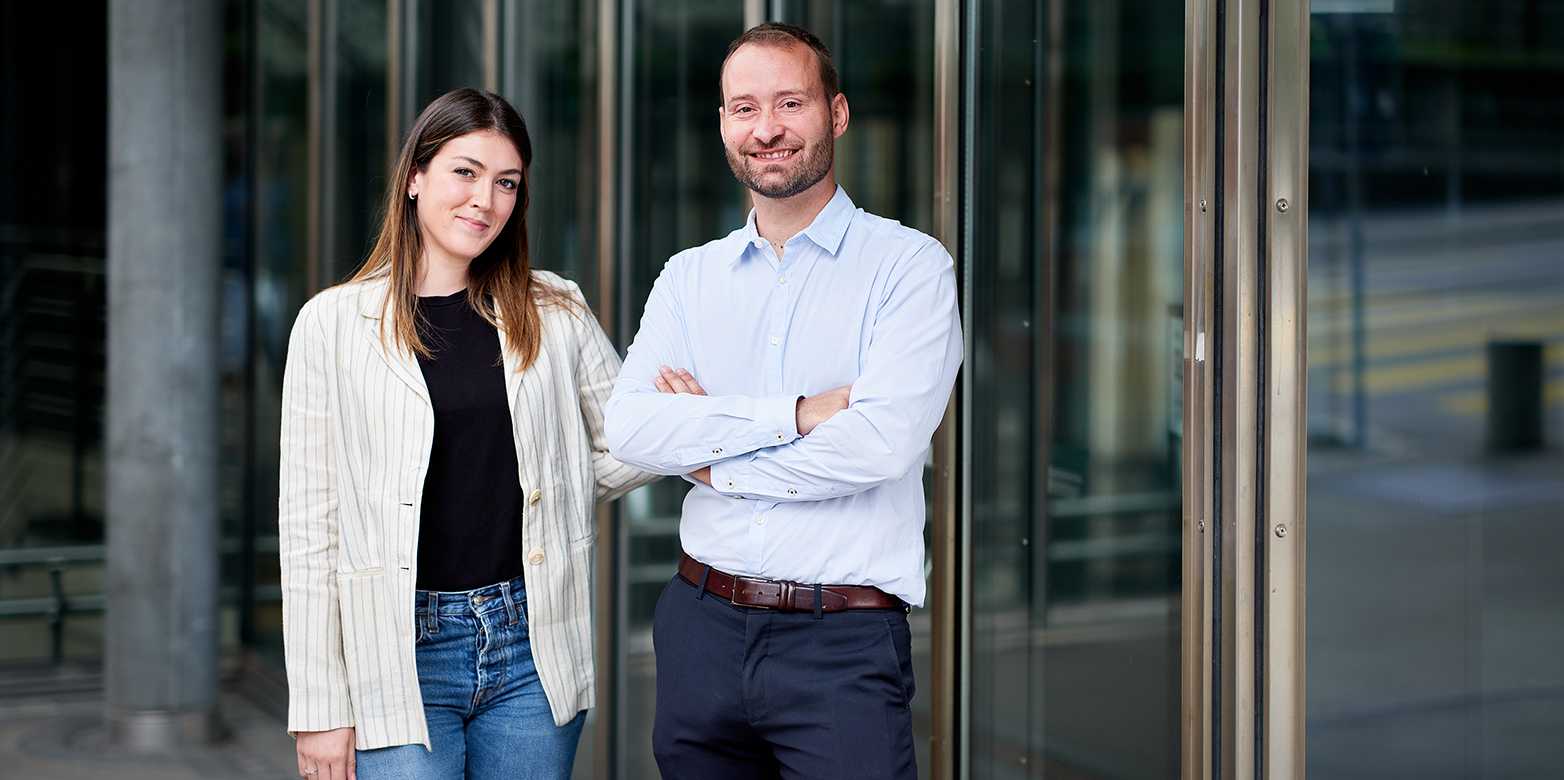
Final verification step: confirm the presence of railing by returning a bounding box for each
[0,537,282,664]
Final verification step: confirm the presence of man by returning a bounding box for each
[603,22,962,779]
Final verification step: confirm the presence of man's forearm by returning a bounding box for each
[603,389,800,474]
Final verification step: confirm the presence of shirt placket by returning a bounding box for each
[746,243,802,572]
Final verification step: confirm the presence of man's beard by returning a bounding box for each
[726,136,833,199]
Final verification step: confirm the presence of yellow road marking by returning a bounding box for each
[1311,311,1564,367]
[1309,294,1562,337]
[1441,381,1564,416]
[1326,347,1564,395]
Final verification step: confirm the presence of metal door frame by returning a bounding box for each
[1182,0,1310,777]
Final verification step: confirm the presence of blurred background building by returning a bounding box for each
[0,0,1559,777]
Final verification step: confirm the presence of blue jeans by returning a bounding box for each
[355,576,585,779]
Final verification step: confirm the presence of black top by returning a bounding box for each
[412,290,526,591]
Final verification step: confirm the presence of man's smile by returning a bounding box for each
[749,148,799,162]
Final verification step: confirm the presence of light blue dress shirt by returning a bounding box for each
[604,187,962,606]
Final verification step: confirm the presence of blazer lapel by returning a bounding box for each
[356,280,431,406]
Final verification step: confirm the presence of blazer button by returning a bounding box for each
[528,488,543,506]
[528,548,546,566]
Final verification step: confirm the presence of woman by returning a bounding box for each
[279,88,652,779]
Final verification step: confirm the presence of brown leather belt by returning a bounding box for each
[677,552,904,613]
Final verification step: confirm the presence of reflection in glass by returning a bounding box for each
[327,0,390,283]
[1306,6,1564,776]
[501,0,599,306]
[967,0,1183,776]
[415,0,489,105]
[248,0,313,663]
[0,1,110,666]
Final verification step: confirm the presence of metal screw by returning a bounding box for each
[1198,520,1206,532]
[1276,198,1290,213]
[1274,524,1287,538]
[1199,199,1208,213]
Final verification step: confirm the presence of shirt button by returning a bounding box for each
[711,447,723,455]
[768,336,780,347]
[787,488,799,496]
[528,488,543,506]
[528,548,546,566]
[778,276,787,285]
[726,480,735,490]
[756,516,767,526]
[775,433,785,441]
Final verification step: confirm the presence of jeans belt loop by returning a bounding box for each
[500,578,520,626]
[813,583,824,620]
[424,591,439,635]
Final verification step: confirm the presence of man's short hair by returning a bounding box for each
[721,22,840,101]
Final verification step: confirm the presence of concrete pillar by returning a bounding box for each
[105,0,223,749]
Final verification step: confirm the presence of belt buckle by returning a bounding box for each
[730,575,789,610]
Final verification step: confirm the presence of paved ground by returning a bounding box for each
[0,685,297,779]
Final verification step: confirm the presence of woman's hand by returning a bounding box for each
[296,727,356,780]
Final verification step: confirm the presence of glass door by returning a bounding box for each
[1304,3,1564,776]
[964,0,1186,776]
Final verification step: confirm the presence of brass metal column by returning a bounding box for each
[1182,0,1220,775]
[1262,0,1310,774]
[930,1,961,777]
[1187,1,1311,777]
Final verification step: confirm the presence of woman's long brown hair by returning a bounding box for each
[349,88,577,370]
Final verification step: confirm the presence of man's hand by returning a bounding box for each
[296,727,355,780]
[651,368,851,481]
[796,385,853,435]
[655,366,712,485]
[655,366,706,396]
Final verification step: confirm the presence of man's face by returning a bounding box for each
[719,42,847,200]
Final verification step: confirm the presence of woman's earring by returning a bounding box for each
[409,192,417,201]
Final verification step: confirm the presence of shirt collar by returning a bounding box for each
[729,186,856,267]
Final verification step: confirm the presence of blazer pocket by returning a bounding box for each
[335,568,391,717]
[337,492,386,570]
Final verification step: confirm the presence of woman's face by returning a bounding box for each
[408,130,524,266]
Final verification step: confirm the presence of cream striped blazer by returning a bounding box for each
[278,271,653,750]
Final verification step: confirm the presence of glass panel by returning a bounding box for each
[616,2,744,777]
[248,0,314,664]
[967,0,1184,776]
[770,2,938,776]
[220,0,260,655]
[0,1,109,667]
[416,0,489,103]
[327,0,390,283]
[1306,5,1564,776]
[502,0,600,307]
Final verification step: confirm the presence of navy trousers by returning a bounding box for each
[651,573,918,780]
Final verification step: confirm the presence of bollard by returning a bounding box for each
[1487,340,1544,452]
